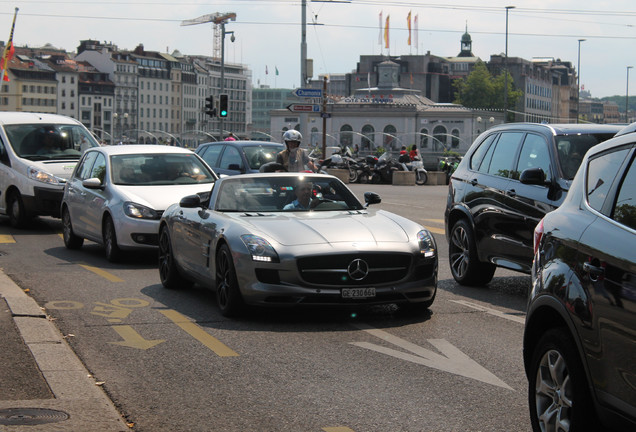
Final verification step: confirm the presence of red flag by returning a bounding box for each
[407,11,412,46]
[1,8,19,82]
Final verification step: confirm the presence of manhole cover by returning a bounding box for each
[0,408,69,425]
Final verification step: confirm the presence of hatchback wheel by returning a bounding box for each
[449,219,495,285]
[215,244,245,317]
[103,216,122,262]
[158,226,191,289]
[529,328,599,432]
[62,206,84,249]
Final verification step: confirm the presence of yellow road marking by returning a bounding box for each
[427,226,445,235]
[79,264,124,282]
[0,234,15,243]
[423,218,445,224]
[159,309,239,357]
[108,325,165,350]
[323,428,355,432]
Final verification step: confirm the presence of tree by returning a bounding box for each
[453,61,522,122]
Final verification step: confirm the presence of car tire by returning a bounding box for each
[158,226,192,289]
[7,191,30,229]
[103,215,122,263]
[528,328,600,432]
[448,219,495,285]
[215,244,245,317]
[62,206,84,249]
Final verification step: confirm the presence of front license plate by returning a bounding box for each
[341,288,376,298]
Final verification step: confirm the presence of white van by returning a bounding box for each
[0,112,100,227]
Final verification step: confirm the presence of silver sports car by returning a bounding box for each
[158,173,437,317]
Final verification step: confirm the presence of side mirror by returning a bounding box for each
[520,167,548,186]
[179,194,202,208]
[364,191,381,206]
[82,178,103,189]
[228,163,243,172]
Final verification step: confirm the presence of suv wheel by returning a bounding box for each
[449,219,495,285]
[528,328,599,431]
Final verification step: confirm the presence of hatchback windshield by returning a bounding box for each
[556,133,617,179]
[111,153,217,186]
[4,124,99,160]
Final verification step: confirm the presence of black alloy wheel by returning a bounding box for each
[62,206,84,249]
[215,244,245,317]
[448,219,495,285]
[158,226,192,289]
[103,215,122,263]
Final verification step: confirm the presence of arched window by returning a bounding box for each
[340,124,353,147]
[433,125,447,152]
[420,128,429,148]
[383,125,397,150]
[361,124,374,150]
[451,128,460,148]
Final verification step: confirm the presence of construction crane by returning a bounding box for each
[181,12,236,60]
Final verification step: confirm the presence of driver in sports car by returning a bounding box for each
[283,181,316,210]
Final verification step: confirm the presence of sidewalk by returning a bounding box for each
[0,270,129,431]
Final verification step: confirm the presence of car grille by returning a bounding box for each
[297,253,411,286]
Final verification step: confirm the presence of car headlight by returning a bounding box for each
[27,166,64,185]
[123,202,160,219]
[417,230,436,258]
[241,234,279,263]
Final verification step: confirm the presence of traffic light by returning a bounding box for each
[205,95,216,117]
[219,94,228,118]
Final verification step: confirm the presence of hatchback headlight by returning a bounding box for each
[241,234,279,263]
[28,166,64,185]
[417,230,436,258]
[123,202,160,219]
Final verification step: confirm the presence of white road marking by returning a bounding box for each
[351,323,513,390]
[450,300,526,324]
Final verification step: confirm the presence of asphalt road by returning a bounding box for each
[0,183,532,432]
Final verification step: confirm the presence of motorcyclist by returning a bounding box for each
[276,130,316,172]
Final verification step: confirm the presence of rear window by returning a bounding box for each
[557,133,616,180]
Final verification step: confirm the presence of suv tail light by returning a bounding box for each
[534,218,544,256]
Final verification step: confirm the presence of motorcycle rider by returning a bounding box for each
[276,130,316,172]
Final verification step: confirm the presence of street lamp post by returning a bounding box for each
[627,66,633,123]
[503,6,515,123]
[577,39,586,123]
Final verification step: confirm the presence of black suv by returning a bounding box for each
[444,122,623,285]
[524,124,636,431]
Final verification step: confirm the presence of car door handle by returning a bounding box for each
[470,178,478,186]
[583,262,605,280]
[506,189,517,197]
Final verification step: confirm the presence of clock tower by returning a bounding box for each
[377,60,399,89]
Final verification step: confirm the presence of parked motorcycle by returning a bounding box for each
[438,156,462,185]
[399,156,428,185]
[371,152,402,184]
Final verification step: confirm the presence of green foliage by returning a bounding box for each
[442,150,462,158]
[374,146,386,156]
[453,61,523,122]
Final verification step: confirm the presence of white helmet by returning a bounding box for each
[283,130,302,143]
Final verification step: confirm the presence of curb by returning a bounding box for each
[0,270,130,431]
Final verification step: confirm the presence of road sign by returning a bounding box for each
[293,88,323,98]
[287,104,321,113]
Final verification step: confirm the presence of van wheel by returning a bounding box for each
[62,206,84,249]
[7,191,30,228]
[103,216,122,262]
[449,219,495,285]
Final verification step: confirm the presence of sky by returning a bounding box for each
[3,0,636,99]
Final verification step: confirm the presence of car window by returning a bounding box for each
[90,153,107,183]
[556,133,616,180]
[587,147,631,213]
[485,132,523,178]
[612,153,636,230]
[218,146,242,170]
[75,151,98,180]
[112,153,216,185]
[198,144,223,168]
[469,134,496,171]
[513,133,551,181]
[244,145,282,170]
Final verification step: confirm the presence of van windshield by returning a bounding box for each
[4,124,99,160]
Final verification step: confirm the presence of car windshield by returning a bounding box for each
[111,153,217,186]
[243,145,282,170]
[556,133,617,180]
[4,123,99,160]
[215,175,365,212]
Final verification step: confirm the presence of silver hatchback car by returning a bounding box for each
[61,145,218,262]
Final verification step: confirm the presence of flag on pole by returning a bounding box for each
[414,14,419,49]
[407,11,412,46]
[378,12,382,45]
[384,15,390,49]
[1,8,19,82]
[265,65,268,75]
[275,66,279,76]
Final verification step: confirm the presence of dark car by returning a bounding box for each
[196,140,284,176]
[523,123,636,431]
[444,122,623,286]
